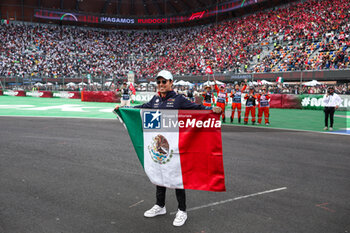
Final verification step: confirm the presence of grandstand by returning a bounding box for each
[1,0,349,84]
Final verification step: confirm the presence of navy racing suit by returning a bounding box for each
[135,90,211,110]
[133,90,211,211]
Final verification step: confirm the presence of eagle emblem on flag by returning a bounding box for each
[148,134,173,164]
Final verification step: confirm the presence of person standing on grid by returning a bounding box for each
[322,86,342,131]
[120,82,132,107]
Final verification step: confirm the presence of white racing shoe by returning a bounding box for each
[173,209,187,227]
[144,205,166,217]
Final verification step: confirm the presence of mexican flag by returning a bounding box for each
[116,108,226,192]
[276,77,284,83]
[1,19,9,25]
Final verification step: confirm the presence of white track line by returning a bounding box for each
[170,187,287,215]
[129,200,144,208]
[334,114,350,119]
[222,123,350,136]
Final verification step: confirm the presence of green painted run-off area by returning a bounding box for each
[0,96,348,133]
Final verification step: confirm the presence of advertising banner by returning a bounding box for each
[281,94,301,109]
[53,91,81,99]
[134,92,156,104]
[269,94,283,108]
[300,94,350,111]
[26,91,53,98]
[3,90,26,96]
[81,91,120,103]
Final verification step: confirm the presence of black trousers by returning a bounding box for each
[156,185,186,211]
[324,107,335,127]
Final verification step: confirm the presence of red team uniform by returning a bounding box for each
[257,92,270,125]
[202,87,215,107]
[230,84,247,123]
[244,89,257,124]
[215,85,228,122]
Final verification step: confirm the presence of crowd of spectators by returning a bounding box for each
[0,0,349,79]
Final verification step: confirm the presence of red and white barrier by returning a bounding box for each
[3,90,26,96]
[81,91,120,103]
[53,91,81,99]
[26,91,53,98]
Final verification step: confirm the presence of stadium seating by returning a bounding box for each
[0,0,349,79]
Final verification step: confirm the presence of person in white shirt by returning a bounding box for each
[322,87,342,131]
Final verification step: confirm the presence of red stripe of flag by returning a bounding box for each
[178,110,226,192]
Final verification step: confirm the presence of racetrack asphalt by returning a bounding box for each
[0,116,349,233]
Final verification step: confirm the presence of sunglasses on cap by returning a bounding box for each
[157,80,168,84]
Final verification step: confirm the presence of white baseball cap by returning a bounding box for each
[156,70,173,80]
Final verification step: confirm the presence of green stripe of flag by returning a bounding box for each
[117,108,144,167]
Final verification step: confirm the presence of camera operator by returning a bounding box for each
[322,87,342,131]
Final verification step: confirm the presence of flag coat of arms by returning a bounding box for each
[116,108,226,192]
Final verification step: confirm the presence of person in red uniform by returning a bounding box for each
[215,84,228,122]
[257,87,270,125]
[202,85,215,107]
[244,87,257,125]
[230,80,247,123]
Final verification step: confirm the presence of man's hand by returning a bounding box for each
[114,105,120,111]
[212,106,222,113]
